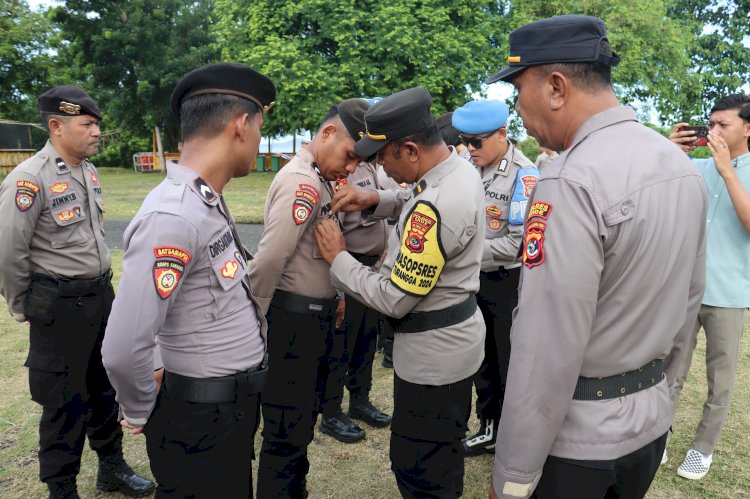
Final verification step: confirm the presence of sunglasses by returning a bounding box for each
[458,129,500,149]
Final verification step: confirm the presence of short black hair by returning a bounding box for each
[392,121,443,159]
[316,106,349,138]
[533,39,614,91]
[180,94,261,141]
[41,113,72,132]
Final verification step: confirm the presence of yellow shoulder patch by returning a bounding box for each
[390,201,446,296]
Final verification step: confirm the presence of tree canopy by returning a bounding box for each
[1,0,748,166]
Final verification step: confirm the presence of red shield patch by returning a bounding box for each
[153,260,185,299]
[523,221,546,268]
[521,175,538,197]
[293,200,312,225]
[15,189,35,212]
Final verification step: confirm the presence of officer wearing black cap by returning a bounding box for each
[102,63,274,497]
[316,87,486,498]
[0,86,154,498]
[250,98,368,498]
[484,16,706,499]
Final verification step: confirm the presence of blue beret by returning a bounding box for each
[451,100,509,135]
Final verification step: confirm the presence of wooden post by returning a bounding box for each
[154,126,167,174]
[292,131,296,154]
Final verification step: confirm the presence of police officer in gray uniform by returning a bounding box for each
[102,63,274,498]
[451,100,539,456]
[484,16,707,498]
[316,87,486,498]
[250,99,368,498]
[0,86,154,499]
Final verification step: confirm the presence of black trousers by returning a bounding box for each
[473,268,519,421]
[25,283,122,484]
[391,374,472,499]
[257,304,332,498]
[144,383,260,498]
[321,297,380,416]
[532,432,668,499]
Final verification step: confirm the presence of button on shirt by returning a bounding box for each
[693,153,750,308]
[102,162,266,425]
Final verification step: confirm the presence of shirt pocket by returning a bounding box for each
[207,244,250,318]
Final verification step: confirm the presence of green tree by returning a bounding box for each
[50,0,219,166]
[0,0,53,121]
[213,0,510,136]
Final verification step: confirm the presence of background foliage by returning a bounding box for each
[1,0,748,166]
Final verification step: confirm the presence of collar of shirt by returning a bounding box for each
[568,106,639,151]
[297,145,314,164]
[734,152,750,170]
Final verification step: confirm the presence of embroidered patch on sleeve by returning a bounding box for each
[221,260,239,279]
[390,201,446,296]
[293,198,313,225]
[522,220,546,268]
[15,180,40,212]
[527,201,552,220]
[152,246,192,299]
[298,184,320,203]
[521,175,538,197]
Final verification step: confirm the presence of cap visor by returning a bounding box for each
[486,65,526,84]
[354,136,388,159]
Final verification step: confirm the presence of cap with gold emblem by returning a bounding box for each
[171,62,277,117]
[486,15,620,84]
[333,98,369,142]
[38,85,103,120]
[354,87,434,158]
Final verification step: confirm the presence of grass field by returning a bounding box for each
[0,251,748,497]
[97,167,275,224]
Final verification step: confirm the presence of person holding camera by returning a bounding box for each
[667,93,750,480]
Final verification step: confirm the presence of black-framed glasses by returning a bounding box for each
[458,129,500,149]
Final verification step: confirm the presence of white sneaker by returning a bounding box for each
[677,449,713,480]
[660,447,668,465]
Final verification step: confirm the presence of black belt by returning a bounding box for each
[573,359,664,401]
[480,268,514,281]
[31,269,112,297]
[350,252,380,266]
[387,295,477,333]
[271,289,337,316]
[164,354,268,403]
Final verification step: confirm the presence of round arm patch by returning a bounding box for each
[390,201,446,296]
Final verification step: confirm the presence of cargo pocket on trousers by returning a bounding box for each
[24,280,59,325]
[28,369,70,407]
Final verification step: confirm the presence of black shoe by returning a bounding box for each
[349,399,391,428]
[381,352,393,369]
[97,455,156,497]
[461,419,498,457]
[320,412,366,443]
[47,479,79,499]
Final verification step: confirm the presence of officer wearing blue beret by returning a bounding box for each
[451,100,539,457]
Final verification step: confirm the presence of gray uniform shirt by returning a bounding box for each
[477,144,537,271]
[0,141,109,320]
[102,162,266,425]
[330,150,486,385]
[249,147,338,314]
[492,106,707,498]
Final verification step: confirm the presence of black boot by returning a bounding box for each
[97,453,155,497]
[461,418,498,457]
[47,479,79,499]
[319,412,366,443]
[349,398,391,428]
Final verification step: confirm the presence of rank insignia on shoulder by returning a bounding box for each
[498,159,508,173]
[90,172,99,185]
[522,220,546,268]
[152,245,192,299]
[527,201,552,220]
[412,180,427,196]
[194,178,216,202]
[390,201,446,296]
[293,198,313,225]
[55,158,68,171]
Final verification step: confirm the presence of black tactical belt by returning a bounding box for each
[272,289,337,316]
[387,295,477,333]
[350,252,380,267]
[31,269,112,297]
[573,359,664,401]
[164,354,268,403]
